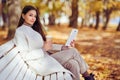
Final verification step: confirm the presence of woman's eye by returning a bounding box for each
[29,14,32,16]
[29,14,36,18]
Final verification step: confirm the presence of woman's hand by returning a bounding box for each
[43,39,52,51]
[61,45,69,51]
[61,40,75,50]
[70,40,75,47]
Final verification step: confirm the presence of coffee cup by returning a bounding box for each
[46,35,52,42]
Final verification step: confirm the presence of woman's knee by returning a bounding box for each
[67,48,80,57]
[68,48,79,53]
[63,59,80,70]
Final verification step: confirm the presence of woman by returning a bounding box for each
[1,5,95,80]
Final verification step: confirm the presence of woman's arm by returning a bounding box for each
[43,39,75,51]
[12,29,29,51]
[61,40,75,50]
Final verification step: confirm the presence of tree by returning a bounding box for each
[102,0,115,30]
[95,11,100,29]
[0,1,2,18]
[102,8,112,30]
[112,1,120,31]
[69,0,78,28]
[87,1,103,29]
[116,18,120,31]
[7,0,21,39]
[48,13,55,25]
[78,0,89,27]
[47,0,64,25]
[1,0,8,30]
[47,1,56,25]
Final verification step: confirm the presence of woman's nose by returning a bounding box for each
[32,17,35,20]
[32,17,36,21]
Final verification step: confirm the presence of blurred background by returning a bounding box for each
[0,0,120,39]
[0,0,120,80]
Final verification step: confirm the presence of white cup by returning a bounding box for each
[46,35,52,42]
[46,35,53,49]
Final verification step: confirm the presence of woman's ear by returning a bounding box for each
[22,14,25,19]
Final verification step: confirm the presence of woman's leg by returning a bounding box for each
[51,48,89,74]
[51,48,95,80]
[63,59,80,80]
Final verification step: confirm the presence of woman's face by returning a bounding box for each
[22,10,37,25]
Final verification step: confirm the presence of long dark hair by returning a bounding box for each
[17,5,46,41]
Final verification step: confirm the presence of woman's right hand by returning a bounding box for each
[43,40,52,51]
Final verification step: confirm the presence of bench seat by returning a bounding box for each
[0,41,73,80]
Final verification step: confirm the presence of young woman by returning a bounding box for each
[1,5,95,80]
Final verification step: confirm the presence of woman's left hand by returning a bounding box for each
[61,45,69,51]
[61,40,75,51]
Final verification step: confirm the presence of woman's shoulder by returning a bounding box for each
[16,25,24,31]
[16,25,31,32]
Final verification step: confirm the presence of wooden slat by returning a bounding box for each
[44,75,50,80]
[0,40,14,57]
[15,64,28,80]
[23,69,32,80]
[0,54,21,80]
[57,72,64,80]
[36,75,43,80]
[64,73,73,80]
[29,73,36,80]
[50,73,57,80]
[6,58,24,80]
[0,47,18,72]
[0,42,73,80]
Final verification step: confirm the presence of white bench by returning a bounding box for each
[0,41,73,80]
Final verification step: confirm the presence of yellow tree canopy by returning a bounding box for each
[21,0,64,18]
[87,1,103,14]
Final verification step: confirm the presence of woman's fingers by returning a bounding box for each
[61,45,69,50]
[70,40,75,47]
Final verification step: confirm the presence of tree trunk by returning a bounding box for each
[6,0,21,39]
[48,13,55,25]
[81,18,84,28]
[1,0,8,30]
[95,11,100,29]
[0,1,2,17]
[116,19,120,31]
[102,14,110,30]
[69,0,78,28]
[102,9,111,30]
